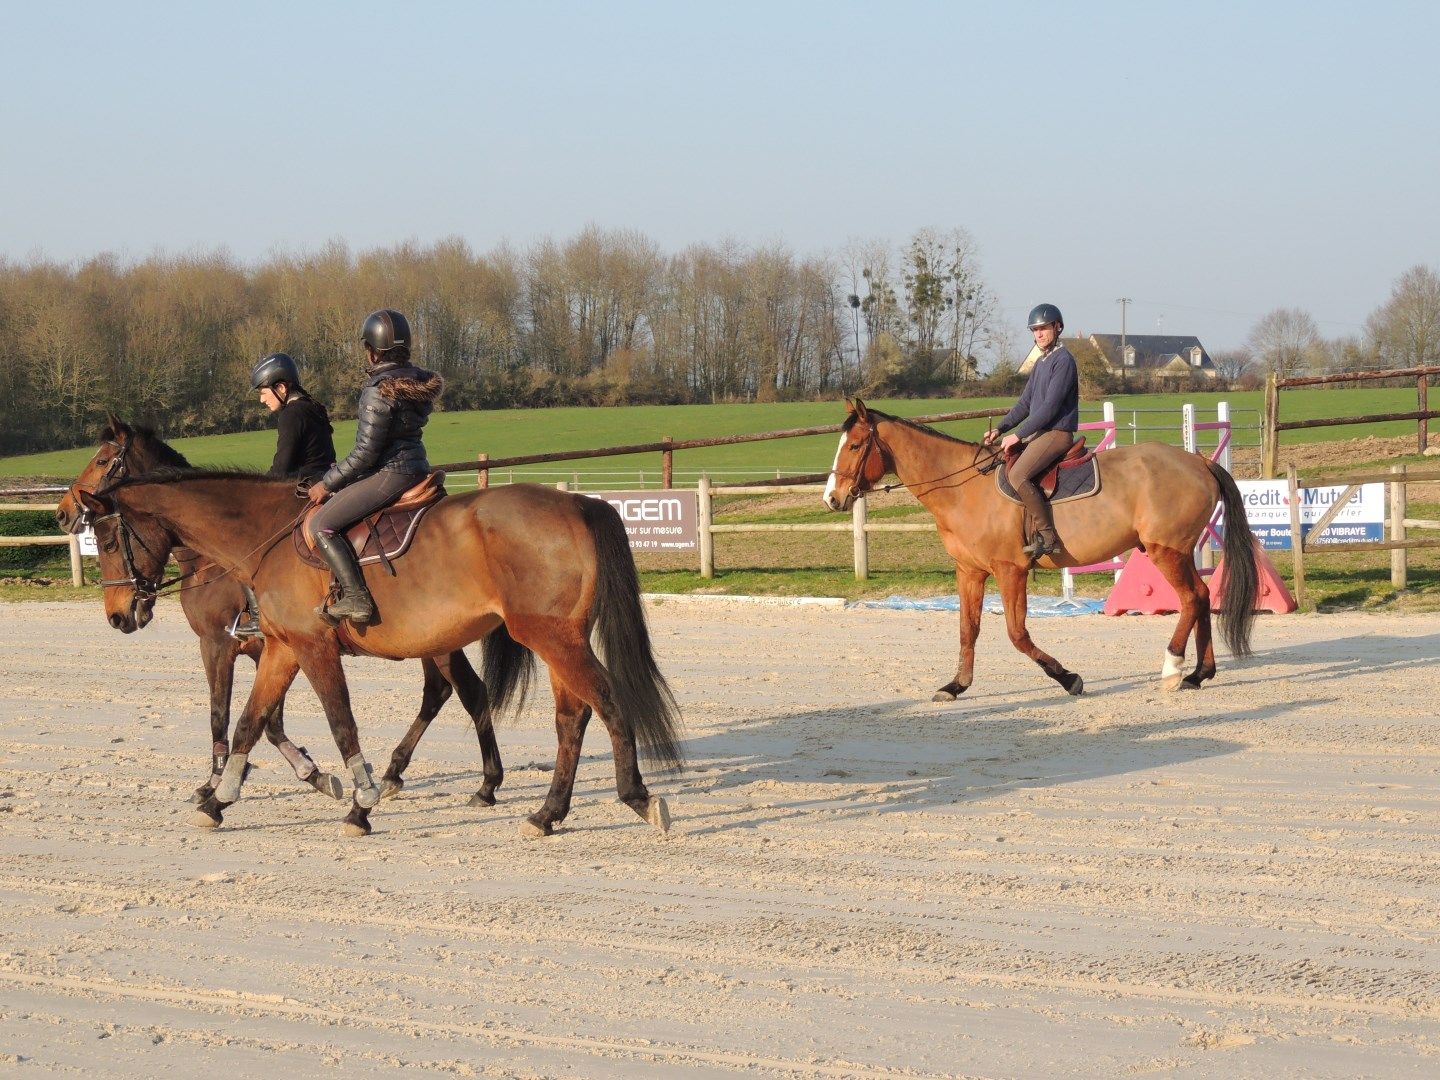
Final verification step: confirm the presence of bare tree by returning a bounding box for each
[1366,264,1440,370]
[1211,346,1254,383]
[1248,307,1319,379]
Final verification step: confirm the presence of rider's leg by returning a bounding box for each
[1009,430,1073,558]
[310,470,425,625]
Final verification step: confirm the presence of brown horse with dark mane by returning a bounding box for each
[73,458,682,838]
[55,416,509,808]
[823,400,1259,698]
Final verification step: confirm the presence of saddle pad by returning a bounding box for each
[293,498,441,571]
[997,456,1100,505]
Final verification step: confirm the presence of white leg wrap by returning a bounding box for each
[347,753,380,808]
[1161,650,1185,680]
[214,752,249,803]
[277,740,317,781]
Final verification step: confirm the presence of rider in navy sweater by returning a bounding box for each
[984,303,1079,558]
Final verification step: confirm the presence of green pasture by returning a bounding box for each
[1,386,1428,487]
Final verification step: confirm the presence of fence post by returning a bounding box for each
[698,476,714,579]
[1391,463,1408,590]
[1418,375,1429,454]
[1287,463,1306,609]
[662,436,674,490]
[1216,401,1231,473]
[1263,373,1279,479]
[852,494,868,580]
[555,481,568,491]
[477,452,489,490]
[1182,403,1196,454]
[69,535,83,587]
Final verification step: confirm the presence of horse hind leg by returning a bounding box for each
[519,671,593,839]
[379,656,453,799]
[1149,545,1212,691]
[442,650,503,808]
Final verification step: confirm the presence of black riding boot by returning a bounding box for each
[1016,482,1061,559]
[313,531,376,625]
[229,582,264,639]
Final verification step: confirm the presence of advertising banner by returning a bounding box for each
[583,490,699,551]
[1235,480,1384,550]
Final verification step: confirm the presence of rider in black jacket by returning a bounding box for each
[306,310,444,625]
[251,353,336,482]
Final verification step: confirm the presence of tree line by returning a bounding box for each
[0,226,997,456]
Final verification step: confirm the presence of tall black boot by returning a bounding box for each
[1015,482,1061,559]
[313,530,376,625]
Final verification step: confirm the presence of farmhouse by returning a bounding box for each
[1021,333,1218,379]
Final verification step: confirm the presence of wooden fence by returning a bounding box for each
[0,490,83,586]
[1262,365,1440,478]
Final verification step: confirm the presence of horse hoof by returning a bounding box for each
[1065,674,1085,696]
[646,796,671,834]
[341,821,371,838]
[1161,674,1184,693]
[311,772,345,800]
[379,777,404,800]
[189,809,221,830]
[467,791,497,808]
[931,689,957,703]
[519,816,552,839]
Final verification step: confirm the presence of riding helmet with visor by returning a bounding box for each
[250,352,301,391]
[360,309,412,354]
[1026,303,1064,331]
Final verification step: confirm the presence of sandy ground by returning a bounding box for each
[1,598,1438,1078]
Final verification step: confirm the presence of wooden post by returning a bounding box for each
[1287,463,1306,609]
[1418,375,1429,453]
[662,436,674,489]
[1262,373,1279,479]
[852,494,868,580]
[69,535,83,587]
[1392,463,1408,590]
[555,481,568,491]
[477,452,489,490]
[698,476,714,578]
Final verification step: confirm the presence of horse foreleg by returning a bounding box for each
[995,564,1083,696]
[193,635,239,805]
[1150,546,1214,691]
[934,569,988,702]
[379,656,454,799]
[444,650,502,808]
[296,641,382,837]
[190,641,299,830]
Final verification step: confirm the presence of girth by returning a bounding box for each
[294,471,446,571]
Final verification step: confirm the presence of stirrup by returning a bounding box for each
[1023,530,1060,559]
[316,591,375,627]
[227,610,264,640]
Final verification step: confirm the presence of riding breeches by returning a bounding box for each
[311,469,426,535]
[1008,429,1075,496]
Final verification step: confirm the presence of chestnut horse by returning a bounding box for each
[823,400,1258,698]
[74,465,681,839]
[55,417,510,808]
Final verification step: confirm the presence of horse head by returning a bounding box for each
[76,487,174,633]
[822,399,891,512]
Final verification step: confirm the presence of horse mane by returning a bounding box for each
[106,466,282,491]
[128,425,192,469]
[859,408,977,448]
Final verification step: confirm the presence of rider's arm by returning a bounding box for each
[320,385,393,493]
[995,374,1035,435]
[268,405,302,478]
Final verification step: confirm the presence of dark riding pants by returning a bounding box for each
[312,469,426,536]
[1009,429,1074,535]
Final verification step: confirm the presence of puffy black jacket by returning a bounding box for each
[268,396,335,482]
[321,362,444,492]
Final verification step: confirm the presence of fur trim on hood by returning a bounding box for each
[373,367,444,407]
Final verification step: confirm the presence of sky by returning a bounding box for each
[4,0,1438,353]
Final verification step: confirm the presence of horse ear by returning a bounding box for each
[77,489,111,516]
[844,397,856,414]
[104,412,132,443]
[853,398,869,421]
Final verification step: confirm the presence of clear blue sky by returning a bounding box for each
[4,0,1437,351]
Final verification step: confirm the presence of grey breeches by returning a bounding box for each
[311,470,426,535]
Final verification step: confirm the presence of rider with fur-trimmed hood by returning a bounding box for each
[307,309,444,625]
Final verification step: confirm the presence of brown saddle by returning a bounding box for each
[1002,435,1090,497]
[294,471,446,571]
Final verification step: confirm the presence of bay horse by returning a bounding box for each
[55,417,508,808]
[823,399,1259,698]
[73,465,682,838]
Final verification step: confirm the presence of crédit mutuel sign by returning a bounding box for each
[584,490,699,551]
[1234,480,1384,550]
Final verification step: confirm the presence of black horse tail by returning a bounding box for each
[481,621,535,720]
[1208,459,1258,658]
[580,496,685,771]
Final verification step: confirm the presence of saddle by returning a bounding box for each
[996,436,1101,505]
[294,471,446,572]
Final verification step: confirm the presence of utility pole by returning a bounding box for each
[1116,297,1131,386]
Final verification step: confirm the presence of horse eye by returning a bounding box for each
[96,457,109,467]
[848,442,860,451]
[101,537,118,553]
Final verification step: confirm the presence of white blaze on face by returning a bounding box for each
[822,431,848,509]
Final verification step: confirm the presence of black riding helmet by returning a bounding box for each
[250,352,301,390]
[1027,303,1064,330]
[361,309,412,354]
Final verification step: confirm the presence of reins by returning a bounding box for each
[849,420,1002,501]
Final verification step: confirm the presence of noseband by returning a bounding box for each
[92,509,181,601]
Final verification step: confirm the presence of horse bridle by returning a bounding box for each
[842,420,891,503]
[842,416,1005,500]
[92,508,183,601]
[75,438,134,530]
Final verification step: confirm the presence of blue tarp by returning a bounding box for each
[852,594,1105,616]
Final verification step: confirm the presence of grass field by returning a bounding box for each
[2,386,1431,487]
[5,388,1438,608]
